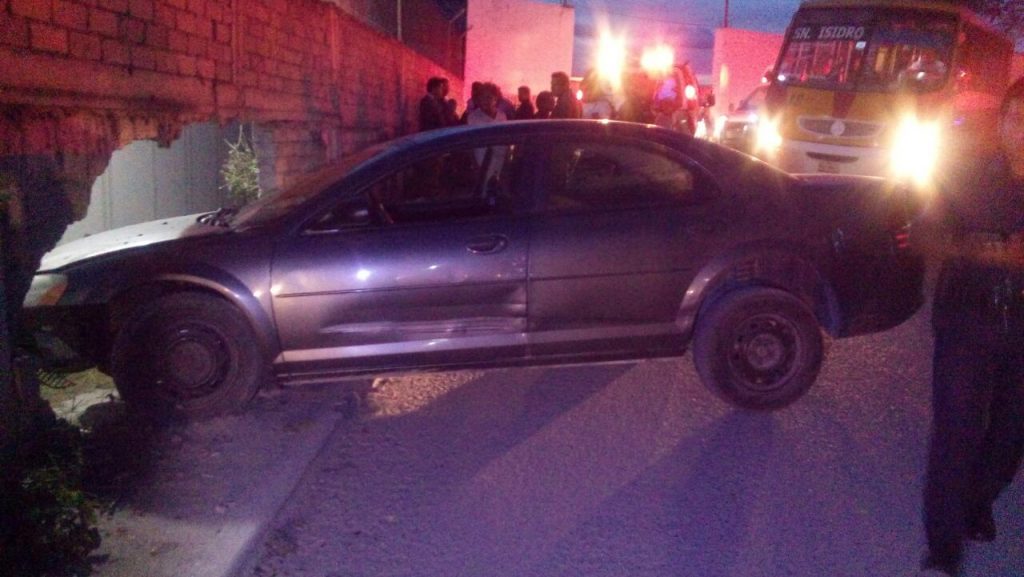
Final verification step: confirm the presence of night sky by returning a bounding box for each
[570,0,802,34]
[555,0,804,75]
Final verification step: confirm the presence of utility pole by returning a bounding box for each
[723,0,730,28]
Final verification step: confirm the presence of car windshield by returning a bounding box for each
[231,142,391,228]
[776,8,956,93]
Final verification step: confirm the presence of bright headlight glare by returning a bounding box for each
[595,32,627,92]
[755,117,783,153]
[24,274,68,307]
[891,116,941,186]
[641,44,674,76]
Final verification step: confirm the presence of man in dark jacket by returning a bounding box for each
[920,76,1024,576]
[419,77,451,132]
[550,71,581,119]
[513,85,535,120]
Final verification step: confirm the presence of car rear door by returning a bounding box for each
[527,136,724,357]
[272,139,532,376]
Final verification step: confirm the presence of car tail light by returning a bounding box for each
[894,223,912,251]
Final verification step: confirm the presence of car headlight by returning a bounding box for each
[755,117,783,154]
[890,115,941,187]
[23,274,68,308]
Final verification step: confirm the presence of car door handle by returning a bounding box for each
[466,235,508,254]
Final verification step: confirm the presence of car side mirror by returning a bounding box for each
[304,200,372,235]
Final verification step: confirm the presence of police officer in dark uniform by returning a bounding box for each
[921,77,1024,576]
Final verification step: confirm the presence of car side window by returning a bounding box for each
[363,142,522,225]
[543,142,696,211]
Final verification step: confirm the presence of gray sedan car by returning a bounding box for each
[23,120,924,417]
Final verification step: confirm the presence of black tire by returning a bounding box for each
[110,292,265,419]
[693,287,823,410]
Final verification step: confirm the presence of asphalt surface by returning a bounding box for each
[90,297,1024,577]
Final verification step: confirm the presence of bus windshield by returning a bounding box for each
[776,8,957,93]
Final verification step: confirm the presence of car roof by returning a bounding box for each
[380,119,789,190]
[395,119,692,151]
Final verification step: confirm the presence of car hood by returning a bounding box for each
[39,213,227,272]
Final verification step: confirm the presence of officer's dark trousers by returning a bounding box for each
[924,325,1024,559]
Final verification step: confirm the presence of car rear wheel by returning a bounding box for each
[693,287,823,410]
[111,292,265,419]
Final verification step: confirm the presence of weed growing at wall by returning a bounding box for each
[221,126,262,207]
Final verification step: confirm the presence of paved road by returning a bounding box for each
[235,304,1024,577]
[87,288,1022,577]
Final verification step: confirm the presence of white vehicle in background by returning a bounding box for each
[714,85,768,151]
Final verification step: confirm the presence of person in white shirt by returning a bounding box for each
[466,82,508,181]
[466,82,507,126]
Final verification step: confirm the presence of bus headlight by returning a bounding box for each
[890,116,941,186]
[755,117,783,154]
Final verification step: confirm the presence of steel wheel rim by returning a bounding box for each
[727,312,801,392]
[153,323,232,401]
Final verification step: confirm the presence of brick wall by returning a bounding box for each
[402,0,463,74]
[0,0,463,195]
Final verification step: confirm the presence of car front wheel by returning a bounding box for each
[693,287,823,410]
[111,292,265,418]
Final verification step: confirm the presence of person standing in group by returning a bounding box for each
[618,70,655,124]
[550,71,581,119]
[918,76,1024,577]
[514,85,535,120]
[496,86,517,119]
[465,82,507,126]
[418,77,451,132]
[534,91,555,119]
[459,81,484,124]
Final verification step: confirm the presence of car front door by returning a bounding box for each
[272,140,531,377]
[527,137,723,357]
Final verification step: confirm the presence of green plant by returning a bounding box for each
[1,416,102,576]
[221,126,262,207]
